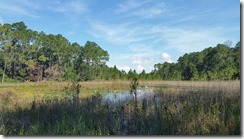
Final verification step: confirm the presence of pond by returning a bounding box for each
[101,87,156,108]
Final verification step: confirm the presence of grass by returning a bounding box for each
[0,81,130,105]
[0,80,240,135]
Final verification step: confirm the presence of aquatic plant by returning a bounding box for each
[130,77,139,109]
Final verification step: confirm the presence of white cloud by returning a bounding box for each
[108,52,157,73]
[116,0,167,19]
[45,0,88,27]
[48,0,87,15]
[132,3,166,18]
[161,52,171,60]
[117,0,150,13]
[128,52,158,73]
[0,0,87,19]
[167,9,217,25]
[128,44,154,53]
[117,66,131,73]
[146,25,236,53]
[18,0,42,10]
[89,0,238,72]
[136,65,144,73]
[130,56,142,65]
[89,18,237,74]
[90,21,233,54]
[161,52,172,63]
[0,0,39,17]
[160,26,233,53]
[89,22,150,45]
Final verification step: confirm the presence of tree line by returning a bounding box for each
[152,42,240,81]
[0,22,240,82]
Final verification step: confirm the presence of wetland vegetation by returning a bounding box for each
[0,22,241,135]
[0,80,240,135]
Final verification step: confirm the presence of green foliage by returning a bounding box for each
[0,21,240,82]
[63,67,77,81]
[4,77,19,83]
[0,22,114,82]
[38,55,48,62]
[153,42,240,81]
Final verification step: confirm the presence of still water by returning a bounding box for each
[102,87,156,104]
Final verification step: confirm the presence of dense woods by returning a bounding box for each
[152,41,240,81]
[0,22,240,82]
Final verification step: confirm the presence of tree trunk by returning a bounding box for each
[49,55,52,68]
[2,60,6,83]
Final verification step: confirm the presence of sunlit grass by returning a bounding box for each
[0,81,240,135]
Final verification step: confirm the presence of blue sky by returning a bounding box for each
[0,0,240,73]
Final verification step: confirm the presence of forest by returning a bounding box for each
[0,22,240,82]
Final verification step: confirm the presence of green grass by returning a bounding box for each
[0,81,240,135]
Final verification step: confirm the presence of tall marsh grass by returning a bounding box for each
[0,81,240,135]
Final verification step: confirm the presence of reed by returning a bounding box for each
[0,81,240,135]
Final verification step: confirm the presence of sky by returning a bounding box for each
[0,0,240,73]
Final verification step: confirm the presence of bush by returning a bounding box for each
[63,67,77,81]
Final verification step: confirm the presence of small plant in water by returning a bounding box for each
[130,77,139,109]
[64,80,81,107]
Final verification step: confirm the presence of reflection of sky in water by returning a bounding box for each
[102,91,133,103]
[102,88,155,104]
